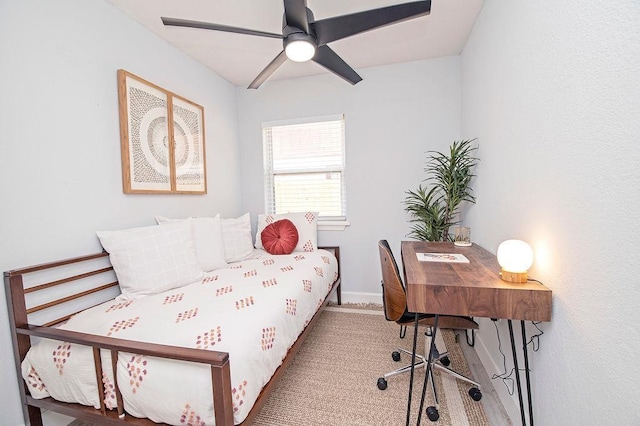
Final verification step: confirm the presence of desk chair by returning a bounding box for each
[376,240,482,422]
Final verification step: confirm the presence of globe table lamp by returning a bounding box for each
[497,239,533,283]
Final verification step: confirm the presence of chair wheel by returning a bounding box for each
[392,351,401,362]
[469,387,482,401]
[440,356,450,366]
[426,406,439,421]
[377,377,388,390]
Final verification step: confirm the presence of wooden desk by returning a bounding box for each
[402,242,551,321]
[400,241,552,426]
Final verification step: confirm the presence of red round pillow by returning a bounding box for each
[261,219,299,255]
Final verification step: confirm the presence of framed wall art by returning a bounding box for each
[117,70,207,194]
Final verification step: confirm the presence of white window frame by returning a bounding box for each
[262,114,349,231]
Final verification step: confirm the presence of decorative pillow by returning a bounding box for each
[261,219,299,255]
[219,213,254,262]
[255,212,318,252]
[96,221,203,300]
[155,216,227,272]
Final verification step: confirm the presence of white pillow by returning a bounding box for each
[155,215,227,272]
[219,213,254,262]
[255,212,318,252]
[97,221,203,300]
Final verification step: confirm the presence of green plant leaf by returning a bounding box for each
[404,139,479,241]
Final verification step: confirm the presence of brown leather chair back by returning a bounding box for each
[379,240,407,323]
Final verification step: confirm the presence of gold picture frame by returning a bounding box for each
[117,70,207,194]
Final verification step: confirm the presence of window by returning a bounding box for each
[263,114,347,229]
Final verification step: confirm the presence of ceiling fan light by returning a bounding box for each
[284,33,316,62]
[285,39,315,62]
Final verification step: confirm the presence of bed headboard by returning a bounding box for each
[5,251,120,328]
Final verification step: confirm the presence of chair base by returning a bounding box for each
[377,330,482,420]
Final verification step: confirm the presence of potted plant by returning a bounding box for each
[404,139,479,242]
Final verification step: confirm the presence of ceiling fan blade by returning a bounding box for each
[248,50,288,89]
[312,45,362,86]
[161,17,283,39]
[312,0,431,46]
[283,0,309,33]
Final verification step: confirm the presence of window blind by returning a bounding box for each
[263,115,346,220]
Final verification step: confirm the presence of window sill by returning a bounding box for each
[318,220,350,231]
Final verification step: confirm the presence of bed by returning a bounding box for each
[5,237,341,425]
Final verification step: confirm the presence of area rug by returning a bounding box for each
[252,307,489,426]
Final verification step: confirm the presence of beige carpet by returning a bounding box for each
[252,307,489,426]
[69,307,489,425]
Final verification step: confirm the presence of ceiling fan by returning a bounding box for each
[161,0,432,89]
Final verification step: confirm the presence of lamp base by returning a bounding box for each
[500,269,528,283]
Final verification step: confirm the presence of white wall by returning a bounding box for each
[0,1,241,424]
[461,1,640,424]
[236,57,462,301]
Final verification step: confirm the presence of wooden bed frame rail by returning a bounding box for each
[5,247,341,426]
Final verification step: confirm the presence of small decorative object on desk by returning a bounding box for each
[454,226,472,247]
[416,253,470,263]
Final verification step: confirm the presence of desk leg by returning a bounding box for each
[521,320,534,426]
[416,314,439,426]
[406,313,420,426]
[508,320,527,426]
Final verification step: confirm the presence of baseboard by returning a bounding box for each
[326,290,382,306]
[474,331,520,424]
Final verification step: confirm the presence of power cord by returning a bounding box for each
[525,277,546,352]
[526,321,544,352]
[490,318,518,395]
[491,276,547,393]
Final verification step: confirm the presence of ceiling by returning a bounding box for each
[105,0,484,88]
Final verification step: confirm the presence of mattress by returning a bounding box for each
[22,249,338,425]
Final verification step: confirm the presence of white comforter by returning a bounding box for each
[22,249,338,425]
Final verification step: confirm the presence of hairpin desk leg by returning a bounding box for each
[508,320,527,425]
[521,320,534,426]
[406,313,420,426]
[416,314,439,426]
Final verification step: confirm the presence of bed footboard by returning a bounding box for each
[21,325,234,425]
